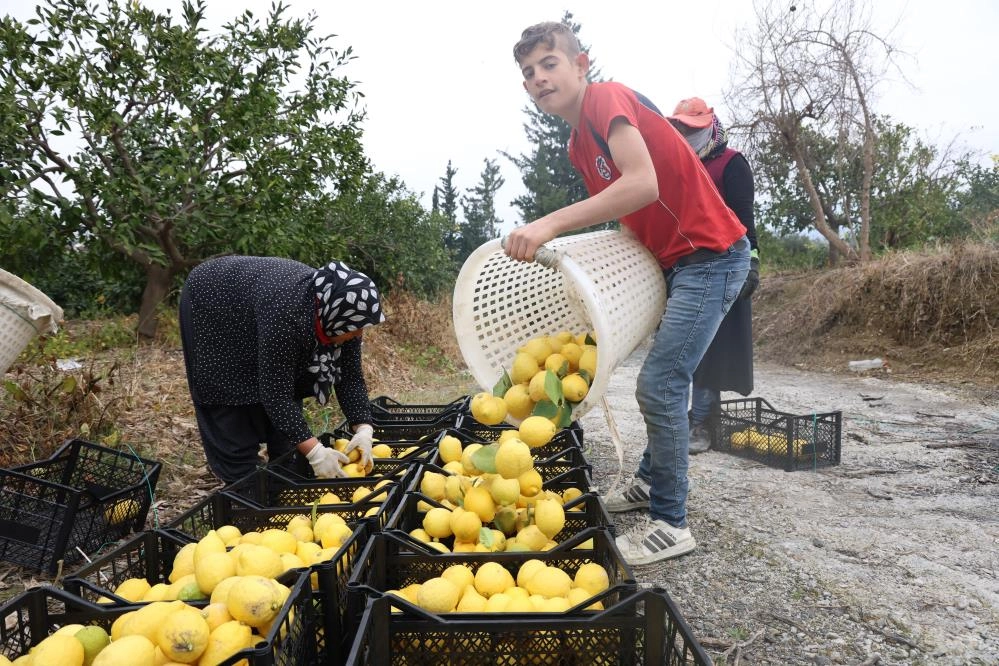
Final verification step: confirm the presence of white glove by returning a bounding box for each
[344,424,375,472]
[305,444,349,479]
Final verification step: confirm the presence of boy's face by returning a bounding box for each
[519,40,588,119]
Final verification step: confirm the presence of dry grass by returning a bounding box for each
[754,241,999,382]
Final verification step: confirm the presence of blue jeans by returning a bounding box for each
[635,238,750,527]
[690,385,719,426]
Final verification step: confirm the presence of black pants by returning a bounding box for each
[180,285,295,484]
[192,403,296,484]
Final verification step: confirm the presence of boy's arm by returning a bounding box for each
[504,117,659,262]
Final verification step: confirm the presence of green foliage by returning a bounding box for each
[458,158,504,263]
[752,116,979,254]
[755,226,828,271]
[435,160,461,253]
[0,0,368,330]
[319,173,456,298]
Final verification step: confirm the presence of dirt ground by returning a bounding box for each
[582,344,999,665]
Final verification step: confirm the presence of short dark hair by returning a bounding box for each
[513,22,581,63]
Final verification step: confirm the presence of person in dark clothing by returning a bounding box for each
[179,256,385,483]
[667,98,759,453]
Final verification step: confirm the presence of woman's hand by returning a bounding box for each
[344,423,375,472]
[305,443,349,478]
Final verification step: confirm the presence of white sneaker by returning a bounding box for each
[602,479,651,512]
[615,517,696,565]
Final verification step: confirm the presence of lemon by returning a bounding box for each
[416,577,460,613]
[527,370,549,403]
[460,443,483,474]
[226,576,283,629]
[516,559,546,588]
[470,392,507,426]
[510,351,540,385]
[515,524,549,551]
[559,342,582,369]
[519,337,553,364]
[438,435,463,464]
[441,564,475,593]
[118,600,187,643]
[503,383,535,420]
[573,562,610,595]
[517,468,543,497]
[473,561,514,598]
[561,373,589,403]
[200,603,232,632]
[518,416,556,448]
[194,531,226,565]
[317,521,353,549]
[525,566,572,598]
[316,491,340,505]
[561,487,584,505]
[113,577,151,602]
[533,498,566,540]
[496,429,520,444]
[455,585,488,612]
[494,439,533,480]
[444,474,466,505]
[103,498,140,526]
[371,443,393,458]
[30,634,84,666]
[450,510,482,542]
[462,485,496,522]
[214,524,242,546]
[489,477,521,506]
[238,531,263,545]
[198,620,252,666]
[194,551,236,595]
[91,634,156,666]
[483,592,511,612]
[420,471,447,500]
[156,605,210,663]
[578,346,597,378]
[567,586,604,610]
[423,507,454,539]
[235,544,283,579]
[341,463,366,477]
[539,596,571,612]
[543,353,568,375]
[408,528,432,543]
[259,528,297,555]
[74,625,110,666]
[168,543,197,584]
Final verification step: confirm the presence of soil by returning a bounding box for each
[583,343,999,665]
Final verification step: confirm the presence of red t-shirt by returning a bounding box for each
[568,82,746,268]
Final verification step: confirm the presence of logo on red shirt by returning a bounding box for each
[595,155,612,180]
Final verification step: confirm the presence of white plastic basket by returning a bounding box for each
[0,269,64,375]
[452,230,667,422]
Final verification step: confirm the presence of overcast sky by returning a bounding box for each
[4,0,997,234]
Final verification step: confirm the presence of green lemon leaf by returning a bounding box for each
[471,443,499,474]
[543,370,563,404]
[493,370,513,397]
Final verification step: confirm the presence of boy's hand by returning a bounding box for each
[503,223,554,263]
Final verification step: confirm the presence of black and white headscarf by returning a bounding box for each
[308,261,385,405]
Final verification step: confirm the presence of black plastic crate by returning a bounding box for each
[1,573,316,665]
[0,439,161,574]
[347,585,710,665]
[62,529,190,605]
[455,413,585,449]
[268,446,419,491]
[164,491,373,666]
[385,487,614,554]
[222,467,403,530]
[369,395,470,424]
[335,411,463,443]
[713,397,842,472]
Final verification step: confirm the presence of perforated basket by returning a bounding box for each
[0,269,63,375]
[453,231,666,422]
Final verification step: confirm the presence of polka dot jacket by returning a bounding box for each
[181,256,373,443]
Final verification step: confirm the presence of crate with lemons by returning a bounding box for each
[728,427,813,459]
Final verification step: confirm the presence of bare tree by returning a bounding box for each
[725,0,905,263]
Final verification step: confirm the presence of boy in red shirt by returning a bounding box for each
[506,22,750,564]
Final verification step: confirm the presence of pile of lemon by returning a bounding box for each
[328,437,419,478]
[469,332,597,427]
[730,428,809,457]
[400,434,589,556]
[386,558,610,614]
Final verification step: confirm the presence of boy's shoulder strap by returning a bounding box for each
[587,88,663,159]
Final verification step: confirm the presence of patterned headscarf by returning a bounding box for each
[676,115,729,161]
[308,261,385,405]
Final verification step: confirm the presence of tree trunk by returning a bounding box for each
[137,263,174,339]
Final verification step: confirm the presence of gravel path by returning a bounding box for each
[579,347,999,665]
